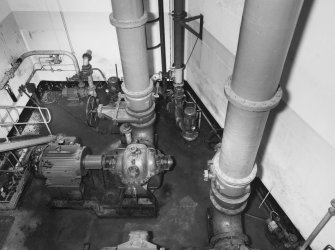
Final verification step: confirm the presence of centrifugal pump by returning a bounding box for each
[33,136,173,217]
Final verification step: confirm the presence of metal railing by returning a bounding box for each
[0,105,52,141]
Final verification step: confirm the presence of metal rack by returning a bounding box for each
[0,105,54,209]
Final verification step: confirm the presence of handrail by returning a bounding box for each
[0,105,52,126]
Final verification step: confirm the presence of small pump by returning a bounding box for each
[182,103,199,141]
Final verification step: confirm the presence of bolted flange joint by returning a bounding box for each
[208,151,257,215]
[224,81,283,112]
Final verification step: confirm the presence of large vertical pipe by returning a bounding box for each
[210,0,303,215]
[158,0,167,78]
[158,0,168,95]
[110,0,155,145]
[173,0,186,85]
[208,0,304,248]
[172,0,187,132]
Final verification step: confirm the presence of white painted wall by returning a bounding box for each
[0,0,11,21]
[8,0,172,82]
[186,0,335,249]
[0,1,30,138]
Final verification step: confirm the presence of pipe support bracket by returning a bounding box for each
[110,12,148,29]
[224,81,283,112]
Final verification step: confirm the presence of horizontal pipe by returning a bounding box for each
[0,50,80,90]
[0,135,56,153]
[20,50,80,75]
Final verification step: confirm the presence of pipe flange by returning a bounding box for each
[224,81,283,112]
[210,232,249,248]
[110,12,148,29]
[212,152,257,188]
[131,113,156,128]
[211,180,250,205]
[121,81,154,98]
[126,103,155,119]
[210,190,247,215]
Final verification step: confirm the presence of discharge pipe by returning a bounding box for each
[110,0,155,145]
[205,0,303,248]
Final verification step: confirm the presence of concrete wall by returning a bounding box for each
[185,0,335,249]
[0,1,30,138]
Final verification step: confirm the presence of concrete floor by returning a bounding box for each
[1,98,274,250]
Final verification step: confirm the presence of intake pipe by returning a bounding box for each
[206,0,303,248]
[110,0,155,145]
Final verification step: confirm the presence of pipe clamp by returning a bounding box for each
[110,12,148,29]
[224,82,282,112]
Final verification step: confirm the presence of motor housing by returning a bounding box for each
[37,136,88,200]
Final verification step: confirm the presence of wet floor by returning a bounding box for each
[1,98,274,250]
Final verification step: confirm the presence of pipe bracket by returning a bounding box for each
[224,81,283,112]
[110,12,148,29]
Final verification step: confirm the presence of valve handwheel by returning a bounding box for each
[86,95,99,127]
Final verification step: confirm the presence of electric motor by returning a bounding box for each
[108,76,121,102]
[182,105,199,141]
[37,136,88,199]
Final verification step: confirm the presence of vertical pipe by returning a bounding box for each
[110,0,155,145]
[158,0,168,96]
[210,0,303,216]
[208,208,248,250]
[158,0,167,77]
[110,0,150,93]
[207,1,304,248]
[172,0,187,135]
[173,0,186,85]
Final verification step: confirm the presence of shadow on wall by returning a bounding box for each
[257,0,315,178]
